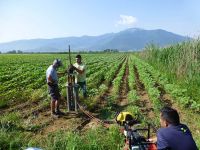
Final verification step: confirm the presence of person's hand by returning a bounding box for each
[148,137,157,143]
[48,81,54,86]
[67,65,75,73]
[69,64,75,70]
[72,65,76,70]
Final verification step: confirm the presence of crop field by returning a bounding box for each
[0,52,200,149]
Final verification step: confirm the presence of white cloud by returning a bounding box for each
[116,15,137,26]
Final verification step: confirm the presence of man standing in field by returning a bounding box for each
[149,106,198,150]
[72,54,87,98]
[46,59,64,118]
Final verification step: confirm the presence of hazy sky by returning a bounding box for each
[0,0,200,43]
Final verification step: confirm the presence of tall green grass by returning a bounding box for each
[140,39,200,103]
[26,125,123,150]
[0,123,124,150]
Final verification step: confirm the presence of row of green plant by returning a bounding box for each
[112,58,127,97]
[41,54,128,150]
[80,55,126,98]
[0,53,128,150]
[127,55,160,129]
[133,56,164,113]
[85,55,128,110]
[135,55,200,112]
[140,39,200,105]
[130,55,200,147]
[0,53,126,112]
[127,56,141,120]
[0,53,125,108]
[104,56,126,86]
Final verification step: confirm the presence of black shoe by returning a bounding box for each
[51,112,60,118]
[55,110,65,115]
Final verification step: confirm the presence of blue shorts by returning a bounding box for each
[48,84,61,100]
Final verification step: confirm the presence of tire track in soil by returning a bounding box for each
[134,65,159,135]
[134,66,155,120]
[118,59,129,107]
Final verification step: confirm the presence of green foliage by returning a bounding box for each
[112,60,127,96]
[46,131,81,150]
[1,53,199,149]
[141,39,200,104]
[0,99,8,109]
[0,53,125,108]
[0,130,25,150]
[128,90,139,103]
[0,112,21,131]
[127,105,143,121]
[40,126,123,150]
[30,88,47,101]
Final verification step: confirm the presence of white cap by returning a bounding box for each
[53,59,62,67]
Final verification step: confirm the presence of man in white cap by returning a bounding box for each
[46,59,64,118]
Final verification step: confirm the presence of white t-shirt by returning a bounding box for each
[73,62,86,83]
[46,65,58,84]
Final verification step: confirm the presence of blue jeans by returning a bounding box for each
[76,81,87,98]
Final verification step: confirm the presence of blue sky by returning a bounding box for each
[0,0,200,43]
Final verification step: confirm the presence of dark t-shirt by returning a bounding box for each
[157,124,198,150]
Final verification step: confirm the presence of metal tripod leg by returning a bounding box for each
[66,85,70,111]
[66,74,78,112]
[73,84,79,112]
[67,84,75,111]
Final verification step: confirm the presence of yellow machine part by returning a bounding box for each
[116,112,133,124]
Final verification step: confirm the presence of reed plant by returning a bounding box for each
[140,39,200,102]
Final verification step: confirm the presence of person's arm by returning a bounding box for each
[73,65,85,74]
[57,72,66,77]
[149,136,171,150]
[156,129,169,150]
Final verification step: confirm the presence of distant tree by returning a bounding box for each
[104,49,119,52]
[0,51,1,54]
[7,50,17,54]
[104,49,109,52]
[112,49,119,52]
[17,50,23,53]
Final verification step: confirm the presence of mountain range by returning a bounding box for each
[0,28,190,52]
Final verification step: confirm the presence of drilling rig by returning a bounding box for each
[66,45,79,112]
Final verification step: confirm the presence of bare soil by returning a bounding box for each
[134,66,155,119]
[118,60,129,106]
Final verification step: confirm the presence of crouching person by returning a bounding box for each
[149,106,198,150]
